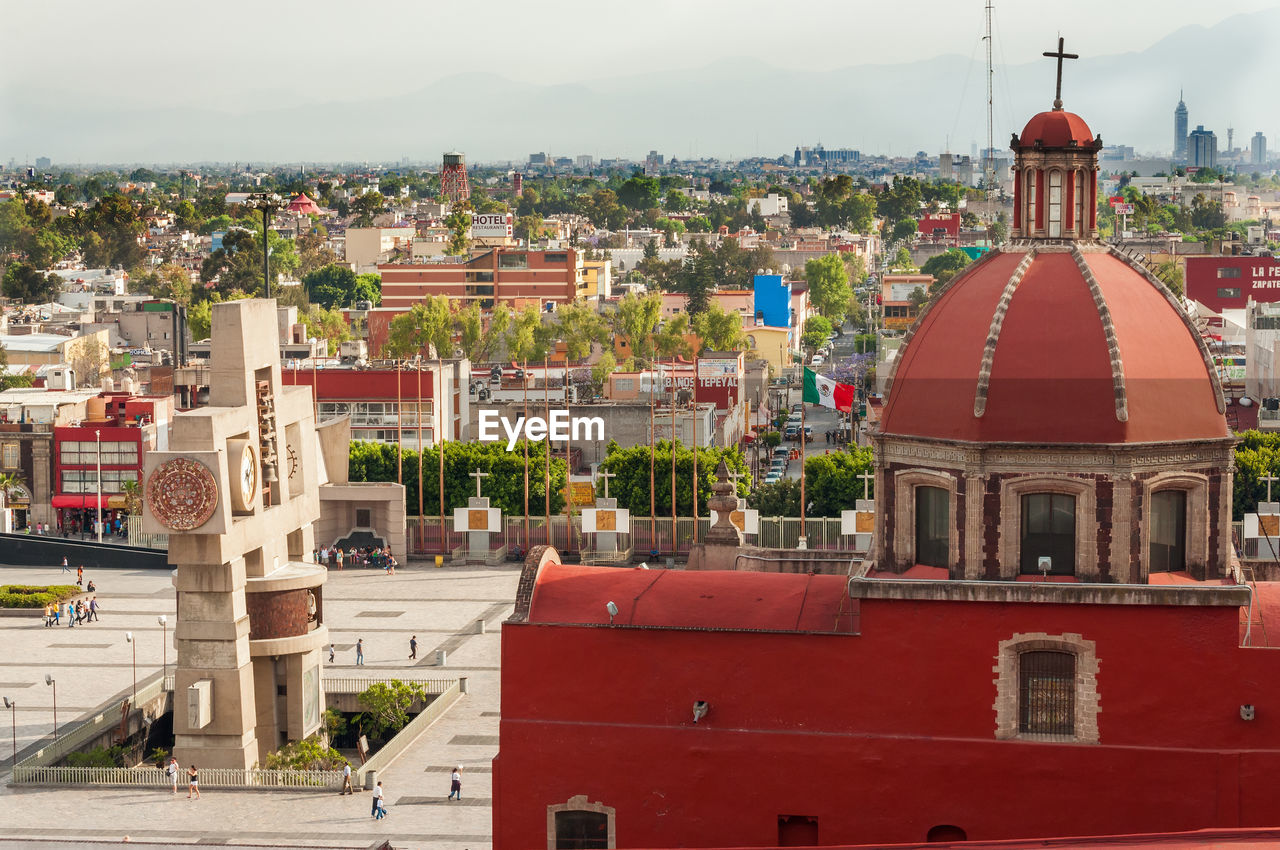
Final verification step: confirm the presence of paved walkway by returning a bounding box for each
[0,560,520,849]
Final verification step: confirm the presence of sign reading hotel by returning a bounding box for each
[471,213,513,239]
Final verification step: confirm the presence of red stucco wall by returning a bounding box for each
[495,596,1280,849]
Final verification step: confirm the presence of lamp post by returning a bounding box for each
[157,615,167,683]
[2,697,15,770]
[124,632,136,703]
[44,675,56,742]
[95,429,102,544]
[246,193,283,298]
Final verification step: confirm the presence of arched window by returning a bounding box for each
[1074,170,1086,237]
[548,796,615,850]
[1020,493,1075,574]
[915,486,949,567]
[1018,650,1076,736]
[1149,490,1187,572]
[1047,170,1063,237]
[1025,169,1036,231]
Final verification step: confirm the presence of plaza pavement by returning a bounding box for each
[0,559,522,850]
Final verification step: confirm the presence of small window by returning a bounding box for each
[1020,493,1075,575]
[554,811,608,849]
[1018,650,1076,736]
[498,253,528,269]
[1217,267,1242,279]
[1,443,18,469]
[1218,287,1242,299]
[545,252,568,264]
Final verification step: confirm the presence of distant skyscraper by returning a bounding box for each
[1174,93,1188,161]
[1252,132,1267,167]
[1187,125,1217,169]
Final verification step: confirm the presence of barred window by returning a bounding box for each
[1,442,18,469]
[1018,650,1075,736]
[555,810,608,849]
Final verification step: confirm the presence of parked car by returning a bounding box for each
[764,471,782,484]
[772,447,790,460]
[811,355,825,367]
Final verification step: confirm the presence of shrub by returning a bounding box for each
[0,584,81,608]
[65,744,128,768]
[263,738,347,771]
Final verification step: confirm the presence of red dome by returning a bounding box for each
[1018,110,1094,147]
[879,249,1227,444]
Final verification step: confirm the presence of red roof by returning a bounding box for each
[288,193,320,214]
[880,249,1226,444]
[527,562,856,633]
[1018,109,1095,147]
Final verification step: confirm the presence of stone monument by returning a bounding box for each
[452,467,501,563]
[142,300,329,768]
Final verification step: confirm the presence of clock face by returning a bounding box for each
[239,443,258,506]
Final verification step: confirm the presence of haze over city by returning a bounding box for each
[3,0,1278,163]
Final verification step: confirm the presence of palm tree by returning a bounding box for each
[0,472,25,502]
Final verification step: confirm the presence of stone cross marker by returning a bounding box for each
[469,467,489,498]
[1042,36,1078,110]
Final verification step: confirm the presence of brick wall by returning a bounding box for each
[246,588,310,640]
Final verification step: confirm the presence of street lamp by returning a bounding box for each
[124,632,136,703]
[2,697,15,770]
[244,193,284,298]
[44,675,56,742]
[157,615,168,683]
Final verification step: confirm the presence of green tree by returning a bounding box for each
[508,304,557,363]
[303,264,363,310]
[356,679,428,743]
[609,292,662,365]
[139,263,193,306]
[801,315,834,351]
[805,254,853,320]
[350,191,386,227]
[618,174,661,211]
[200,227,298,297]
[600,440,750,517]
[444,202,472,256]
[691,302,748,353]
[384,296,454,358]
[590,351,617,392]
[296,226,339,276]
[674,241,716,315]
[188,299,214,340]
[891,245,914,270]
[1155,260,1185,298]
[300,305,353,355]
[263,738,347,771]
[919,249,971,287]
[554,302,607,362]
[0,345,33,391]
[665,189,691,212]
[1233,431,1280,520]
[1,263,59,303]
[458,302,513,364]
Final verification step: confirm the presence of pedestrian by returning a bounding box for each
[312,548,320,565]
[340,761,353,795]
[89,596,100,622]
[385,555,396,576]
[52,604,60,626]
[371,781,385,818]
[166,756,179,794]
[355,638,364,666]
[448,766,462,800]
[86,580,95,593]
[187,764,200,799]
[408,636,417,660]
[66,601,76,628]
[336,549,344,571]
[61,556,70,574]
[329,643,335,663]
[76,565,83,587]
[43,603,53,627]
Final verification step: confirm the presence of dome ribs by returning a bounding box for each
[974,250,1037,418]
[1106,246,1228,416]
[1070,245,1128,423]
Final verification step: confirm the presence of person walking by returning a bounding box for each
[89,597,100,622]
[328,643,335,663]
[76,565,83,587]
[355,639,364,666]
[42,603,53,627]
[336,548,344,571]
[448,766,462,800]
[408,636,417,660]
[51,603,60,626]
[371,781,385,818]
[340,761,353,795]
[166,756,179,794]
[66,601,76,628]
[187,765,200,799]
[61,556,70,574]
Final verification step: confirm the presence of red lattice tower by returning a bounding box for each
[440,151,470,203]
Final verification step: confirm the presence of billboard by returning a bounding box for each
[471,213,513,238]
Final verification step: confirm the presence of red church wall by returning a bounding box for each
[496,594,1280,849]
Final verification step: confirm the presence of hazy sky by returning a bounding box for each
[5,0,1277,106]
[2,1,1278,162]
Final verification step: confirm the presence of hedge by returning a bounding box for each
[0,584,82,609]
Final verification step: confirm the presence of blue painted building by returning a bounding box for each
[752,274,791,328]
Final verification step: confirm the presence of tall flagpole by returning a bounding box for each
[416,357,424,554]
[523,358,529,549]
[649,369,656,548]
[544,355,550,547]
[691,353,699,544]
[670,356,677,553]
[564,351,573,553]
[438,358,445,556]
[800,389,807,546]
[396,360,403,485]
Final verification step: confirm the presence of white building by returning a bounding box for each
[746,193,789,217]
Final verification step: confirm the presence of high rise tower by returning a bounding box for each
[1174,92,1189,162]
[1252,132,1267,167]
[440,151,470,203]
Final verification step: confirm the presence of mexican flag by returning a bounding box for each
[803,367,855,412]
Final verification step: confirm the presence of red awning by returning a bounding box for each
[52,494,114,509]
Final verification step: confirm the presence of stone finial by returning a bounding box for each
[705,459,743,547]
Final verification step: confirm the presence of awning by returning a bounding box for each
[52,494,121,509]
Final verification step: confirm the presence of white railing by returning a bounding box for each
[14,765,341,789]
[323,676,455,695]
[19,670,167,770]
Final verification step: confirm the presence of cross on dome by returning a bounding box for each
[1042,36,1078,111]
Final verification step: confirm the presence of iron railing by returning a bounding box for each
[13,764,342,789]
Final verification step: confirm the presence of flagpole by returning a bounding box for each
[396,360,403,486]
[670,356,677,556]
[416,357,424,554]
[649,366,656,548]
[544,355,550,548]
[564,350,573,554]
[800,382,807,548]
[523,358,529,550]
[692,353,699,544]
[438,357,445,557]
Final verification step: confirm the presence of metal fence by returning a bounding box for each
[125,515,168,550]
[404,515,862,560]
[323,676,456,695]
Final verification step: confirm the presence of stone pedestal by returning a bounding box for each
[467,496,494,560]
[592,497,619,554]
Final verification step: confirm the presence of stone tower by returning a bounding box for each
[142,300,329,768]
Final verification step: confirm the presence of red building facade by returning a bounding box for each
[378,247,584,311]
[1185,256,1280,312]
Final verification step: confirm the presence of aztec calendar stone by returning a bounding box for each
[146,457,219,531]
